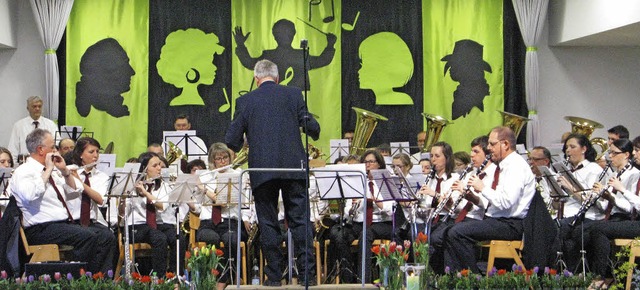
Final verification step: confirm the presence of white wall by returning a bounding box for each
[537,23,640,148]
[0,0,45,148]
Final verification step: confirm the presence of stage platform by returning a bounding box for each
[227,284,378,290]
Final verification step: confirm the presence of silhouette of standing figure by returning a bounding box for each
[76,38,135,118]
[441,40,492,120]
[233,19,336,91]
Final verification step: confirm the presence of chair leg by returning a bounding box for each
[315,240,321,285]
[241,242,247,285]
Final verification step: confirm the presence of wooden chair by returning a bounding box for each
[614,239,640,290]
[483,240,526,274]
[19,224,73,263]
[114,228,153,280]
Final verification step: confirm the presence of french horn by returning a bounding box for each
[421,113,451,153]
[349,107,388,156]
[564,116,608,160]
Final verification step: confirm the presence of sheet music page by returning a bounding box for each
[314,163,366,199]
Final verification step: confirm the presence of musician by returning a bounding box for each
[225,59,320,286]
[147,143,165,158]
[67,137,117,273]
[445,126,536,272]
[419,158,432,175]
[186,159,206,174]
[411,131,426,164]
[9,129,98,270]
[598,125,630,169]
[8,96,58,164]
[343,149,394,283]
[196,142,250,288]
[392,153,416,243]
[419,141,460,273]
[174,114,192,131]
[586,138,640,284]
[0,147,13,216]
[120,152,168,273]
[528,146,554,212]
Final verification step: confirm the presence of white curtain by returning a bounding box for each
[512,0,548,149]
[29,0,75,121]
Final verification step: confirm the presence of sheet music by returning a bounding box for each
[163,130,208,157]
[390,142,410,156]
[329,139,349,162]
[370,169,416,202]
[314,164,366,200]
[538,166,569,198]
[97,154,116,176]
[213,172,248,207]
[108,163,142,196]
[552,162,586,192]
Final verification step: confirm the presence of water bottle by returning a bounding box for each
[151,272,159,289]
[251,258,260,285]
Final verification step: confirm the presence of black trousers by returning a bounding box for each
[556,217,597,273]
[587,218,640,277]
[128,224,168,273]
[25,221,97,269]
[157,223,185,274]
[429,219,455,274]
[445,217,523,272]
[352,221,393,283]
[253,179,315,283]
[86,221,117,273]
[326,223,357,283]
[198,218,248,283]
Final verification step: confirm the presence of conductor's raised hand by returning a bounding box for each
[233,26,250,46]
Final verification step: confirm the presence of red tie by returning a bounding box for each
[80,172,91,227]
[455,172,487,223]
[49,176,73,222]
[366,181,374,226]
[212,206,222,226]
[570,164,584,173]
[431,177,443,208]
[491,165,500,190]
[146,184,157,229]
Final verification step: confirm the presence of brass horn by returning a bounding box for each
[499,111,530,138]
[421,113,451,153]
[349,107,388,156]
[564,116,608,159]
[232,145,249,169]
[166,141,186,165]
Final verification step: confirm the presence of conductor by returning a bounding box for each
[225,59,321,286]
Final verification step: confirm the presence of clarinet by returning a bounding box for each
[429,163,474,222]
[442,154,491,222]
[570,160,625,226]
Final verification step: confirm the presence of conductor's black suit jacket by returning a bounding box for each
[225,81,320,190]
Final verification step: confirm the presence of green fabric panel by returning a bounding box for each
[423,0,504,152]
[66,0,149,165]
[231,0,342,154]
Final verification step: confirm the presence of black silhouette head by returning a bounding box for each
[441,40,491,81]
[76,38,135,118]
[272,19,296,46]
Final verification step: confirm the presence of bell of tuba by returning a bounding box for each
[421,113,451,153]
[166,141,186,165]
[499,111,530,139]
[564,116,608,159]
[349,107,388,156]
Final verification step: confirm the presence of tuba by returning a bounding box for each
[349,107,388,155]
[231,145,249,169]
[499,111,530,138]
[166,141,186,164]
[564,116,608,159]
[421,113,451,153]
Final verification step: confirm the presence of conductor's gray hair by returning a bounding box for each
[27,96,43,106]
[26,128,51,153]
[254,59,279,79]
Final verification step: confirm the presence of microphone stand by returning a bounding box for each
[300,38,311,289]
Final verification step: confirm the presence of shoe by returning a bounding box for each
[263,280,282,287]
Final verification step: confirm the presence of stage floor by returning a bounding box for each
[228,284,378,289]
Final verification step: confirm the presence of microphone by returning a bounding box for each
[300,39,308,49]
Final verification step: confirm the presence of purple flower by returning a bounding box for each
[488,267,497,277]
[67,273,73,281]
[476,274,481,281]
[107,270,114,279]
[563,270,573,277]
[533,266,539,274]
[86,271,92,278]
[544,266,550,275]
[28,275,34,282]
[0,270,6,279]
[512,264,517,271]
[54,272,61,281]
[42,274,51,283]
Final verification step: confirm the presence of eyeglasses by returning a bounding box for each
[488,140,505,147]
[527,157,548,162]
[363,160,377,164]
[214,156,230,161]
[609,151,625,157]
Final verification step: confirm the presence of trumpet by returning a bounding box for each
[442,154,491,223]
[429,163,474,222]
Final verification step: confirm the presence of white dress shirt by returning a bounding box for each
[8,116,58,161]
[563,160,607,220]
[481,151,536,219]
[344,178,394,223]
[599,165,640,216]
[465,163,496,220]
[122,181,167,226]
[198,168,252,223]
[9,157,83,228]
[67,167,110,226]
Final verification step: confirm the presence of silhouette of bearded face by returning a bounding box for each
[272,19,296,46]
[76,38,135,117]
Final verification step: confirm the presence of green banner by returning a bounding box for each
[423,0,504,152]
[231,0,342,153]
[66,0,149,165]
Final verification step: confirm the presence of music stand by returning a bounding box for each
[0,168,12,195]
[157,174,198,284]
[55,125,93,142]
[552,162,587,193]
[163,130,208,161]
[329,139,349,163]
[538,165,569,271]
[390,142,410,157]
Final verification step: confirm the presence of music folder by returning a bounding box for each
[537,166,569,199]
[551,162,586,192]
